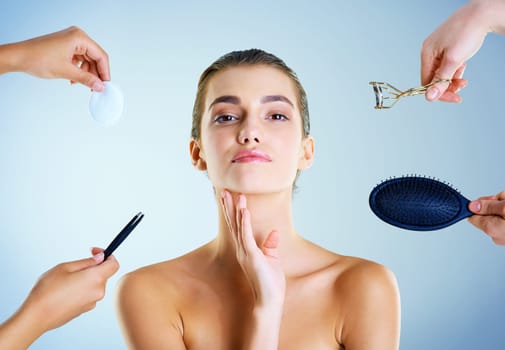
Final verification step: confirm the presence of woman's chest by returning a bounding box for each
[180,278,343,350]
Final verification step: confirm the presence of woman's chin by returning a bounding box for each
[219,182,292,195]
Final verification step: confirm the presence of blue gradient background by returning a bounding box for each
[1,1,504,349]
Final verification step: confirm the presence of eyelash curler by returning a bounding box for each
[369,79,451,109]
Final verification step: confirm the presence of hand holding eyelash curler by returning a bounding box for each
[369,79,452,109]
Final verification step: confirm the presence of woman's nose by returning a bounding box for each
[238,134,260,144]
[237,119,261,144]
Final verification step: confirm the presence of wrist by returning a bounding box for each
[253,291,285,318]
[0,306,45,350]
[488,0,505,34]
[0,42,26,75]
[469,0,505,34]
[242,306,283,350]
[253,303,283,320]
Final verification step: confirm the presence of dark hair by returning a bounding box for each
[191,49,310,140]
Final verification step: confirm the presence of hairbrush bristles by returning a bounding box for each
[369,175,473,231]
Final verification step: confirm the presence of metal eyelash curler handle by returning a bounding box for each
[369,79,452,109]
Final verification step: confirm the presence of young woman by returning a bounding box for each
[116,49,401,349]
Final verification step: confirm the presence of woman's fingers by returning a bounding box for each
[222,192,281,261]
[240,206,261,258]
[262,230,280,258]
[221,191,233,231]
[221,190,244,252]
[238,195,251,254]
[468,215,505,245]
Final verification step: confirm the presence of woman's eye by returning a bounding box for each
[269,114,288,121]
[215,115,238,123]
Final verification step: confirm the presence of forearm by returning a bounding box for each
[0,307,46,350]
[0,43,22,75]
[242,306,283,350]
[469,0,505,34]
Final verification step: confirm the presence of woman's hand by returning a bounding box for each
[0,26,110,91]
[221,190,285,349]
[469,191,505,245]
[0,248,119,350]
[420,0,505,102]
[221,190,286,307]
[24,248,119,330]
[420,1,486,102]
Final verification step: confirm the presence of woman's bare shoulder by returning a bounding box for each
[117,242,213,301]
[322,252,400,347]
[336,255,397,289]
[312,248,397,299]
[115,245,215,348]
[302,241,398,304]
[116,244,214,339]
[332,254,400,322]
[303,240,395,283]
[300,240,391,277]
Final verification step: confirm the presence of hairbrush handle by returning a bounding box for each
[457,196,473,221]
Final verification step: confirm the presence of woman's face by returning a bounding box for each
[190,64,314,194]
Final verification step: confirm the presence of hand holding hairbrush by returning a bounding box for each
[369,176,473,231]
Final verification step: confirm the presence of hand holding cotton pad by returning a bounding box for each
[89,81,124,126]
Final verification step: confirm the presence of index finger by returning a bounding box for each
[420,49,438,86]
[94,254,120,278]
[221,190,239,247]
[474,195,498,201]
[75,35,110,81]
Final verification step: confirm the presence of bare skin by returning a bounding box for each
[421,0,505,245]
[0,26,109,91]
[421,0,505,102]
[117,237,399,349]
[469,191,505,245]
[116,65,400,349]
[0,248,118,350]
[0,27,116,349]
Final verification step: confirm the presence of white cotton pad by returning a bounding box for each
[89,81,124,126]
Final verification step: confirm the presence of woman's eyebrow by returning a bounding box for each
[208,95,294,111]
[208,95,241,111]
[260,95,294,107]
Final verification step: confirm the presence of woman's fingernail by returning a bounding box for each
[92,252,104,263]
[469,201,481,213]
[426,87,440,100]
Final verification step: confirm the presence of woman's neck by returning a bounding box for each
[213,188,304,267]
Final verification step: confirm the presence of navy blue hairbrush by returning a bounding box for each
[369,176,473,231]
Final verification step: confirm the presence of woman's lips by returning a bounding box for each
[232,149,272,163]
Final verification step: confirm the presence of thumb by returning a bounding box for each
[91,247,104,256]
[426,58,464,101]
[65,64,104,91]
[470,199,505,217]
[436,55,463,80]
[261,230,279,258]
[64,254,103,273]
